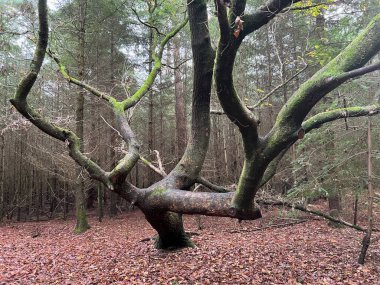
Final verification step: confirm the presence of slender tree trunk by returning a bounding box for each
[147,29,155,185]
[63,179,68,220]
[358,118,374,264]
[0,133,4,221]
[326,128,342,225]
[98,185,104,222]
[353,192,359,226]
[17,131,25,222]
[74,0,90,233]
[36,171,41,222]
[173,37,187,159]
[222,126,229,181]
[109,27,118,218]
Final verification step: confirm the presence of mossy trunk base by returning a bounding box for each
[74,207,90,234]
[144,211,194,250]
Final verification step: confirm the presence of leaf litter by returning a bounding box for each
[0,210,379,284]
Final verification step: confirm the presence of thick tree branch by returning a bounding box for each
[12,0,48,102]
[255,105,380,189]
[141,188,261,220]
[242,0,302,37]
[10,0,112,189]
[108,109,140,185]
[267,13,380,160]
[215,0,230,44]
[329,61,380,84]
[302,105,380,133]
[157,0,214,188]
[259,146,290,188]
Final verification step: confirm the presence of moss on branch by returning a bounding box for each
[267,13,380,160]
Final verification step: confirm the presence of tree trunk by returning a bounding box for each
[173,37,187,160]
[63,180,68,221]
[147,23,155,186]
[97,185,104,222]
[109,26,118,218]
[353,192,358,226]
[0,133,4,221]
[74,0,90,233]
[143,210,193,249]
[358,117,374,264]
[326,121,342,226]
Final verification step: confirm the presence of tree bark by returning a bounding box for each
[74,0,90,233]
[173,37,187,160]
[10,0,380,251]
[358,118,374,264]
[140,0,215,249]
[0,133,4,221]
[147,12,155,186]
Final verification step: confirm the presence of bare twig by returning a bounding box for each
[139,154,167,177]
[251,64,308,109]
[228,219,308,233]
[131,7,164,35]
[256,199,373,232]
[153,150,166,175]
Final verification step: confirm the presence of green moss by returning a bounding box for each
[151,186,167,197]
[74,207,90,234]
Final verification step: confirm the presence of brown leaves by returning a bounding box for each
[0,211,379,284]
[234,16,244,38]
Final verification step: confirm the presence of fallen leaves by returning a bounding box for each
[0,211,379,284]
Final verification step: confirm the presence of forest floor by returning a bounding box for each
[0,206,379,285]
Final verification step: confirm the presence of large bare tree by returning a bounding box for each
[11,0,380,249]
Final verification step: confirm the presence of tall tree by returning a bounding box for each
[173,37,187,159]
[358,117,374,264]
[74,0,90,233]
[10,0,380,249]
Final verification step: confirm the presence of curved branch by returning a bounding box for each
[121,17,188,110]
[215,0,230,44]
[157,17,188,57]
[242,0,302,37]
[329,61,380,84]
[256,105,380,188]
[108,109,140,185]
[302,105,380,133]
[259,146,290,188]
[158,0,214,189]
[10,0,112,189]
[195,177,231,193]
[13,0,48,102]
[266,13,380,159]
[131,7,165,36]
